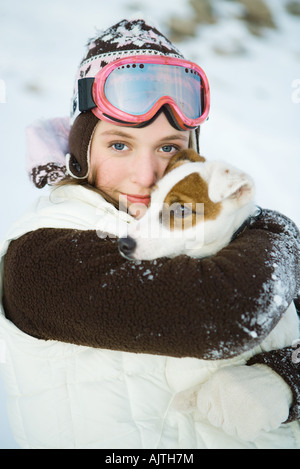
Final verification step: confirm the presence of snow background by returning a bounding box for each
[0,0,299,448]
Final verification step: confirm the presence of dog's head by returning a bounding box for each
[118,149,255,260]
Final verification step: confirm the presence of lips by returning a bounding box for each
[121,193,151,205]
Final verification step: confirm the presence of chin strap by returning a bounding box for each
[65,152,89,180]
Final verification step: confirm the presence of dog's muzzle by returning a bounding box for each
[118,236,137,259]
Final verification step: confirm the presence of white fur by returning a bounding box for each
[120,160,255,260]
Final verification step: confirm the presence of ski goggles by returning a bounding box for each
[78,55,210,130]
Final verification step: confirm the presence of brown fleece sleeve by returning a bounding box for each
[2,209,299,363]
[247,347,300,422]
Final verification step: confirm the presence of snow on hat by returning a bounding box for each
[67,18,186,179]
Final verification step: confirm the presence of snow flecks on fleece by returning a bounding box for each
[231,210,300,348]
[250,212,299,338]
[100,258,163,289]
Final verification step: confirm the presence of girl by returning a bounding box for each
[0,18,299,449]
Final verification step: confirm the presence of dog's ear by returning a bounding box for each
[208,162,254,206]
[164,149,206,175]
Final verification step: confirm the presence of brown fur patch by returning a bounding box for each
[162,172,222,230]
[164,149,206,175]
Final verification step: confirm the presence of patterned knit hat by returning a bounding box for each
[67,18,192,179]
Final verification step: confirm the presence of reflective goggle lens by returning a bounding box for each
[104,63,202,119]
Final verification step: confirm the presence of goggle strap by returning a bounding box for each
[196,126,200,154]
[78,78,96,112]
[162,105,184,131]
[102,106,186,130]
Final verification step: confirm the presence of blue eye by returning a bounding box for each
[113,143,127,151]
[162,145,174,152]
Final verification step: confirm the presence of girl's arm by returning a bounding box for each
[3,209,299,361]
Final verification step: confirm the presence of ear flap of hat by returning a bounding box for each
[66,111,99,179]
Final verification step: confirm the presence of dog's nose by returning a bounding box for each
[118,236,137,258]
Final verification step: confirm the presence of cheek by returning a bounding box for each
[157,160,171,180]
[89,151,111,186]
[90,154,126,191]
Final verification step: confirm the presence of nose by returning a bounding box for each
[131,152,158,188]
[118,236,137,259]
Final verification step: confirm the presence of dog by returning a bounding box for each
[118,149,257,260]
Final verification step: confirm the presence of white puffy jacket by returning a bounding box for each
[0,185,299,449]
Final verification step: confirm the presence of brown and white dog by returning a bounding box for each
[118,149,257,260]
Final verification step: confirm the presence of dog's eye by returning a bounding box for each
[160,203,195,230]
[171,203,193,218]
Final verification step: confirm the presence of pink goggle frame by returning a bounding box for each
[79,55,210,130]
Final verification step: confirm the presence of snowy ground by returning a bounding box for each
[0,0,299,449]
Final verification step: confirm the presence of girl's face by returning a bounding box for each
[89,112,190,216]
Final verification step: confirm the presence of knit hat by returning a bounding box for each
[67,18,194,179]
